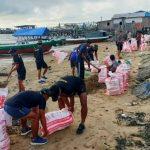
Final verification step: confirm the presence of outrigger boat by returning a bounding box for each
[65,30,110,44]
[0,27,64,55]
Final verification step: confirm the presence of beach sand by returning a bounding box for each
[1,42,150,150]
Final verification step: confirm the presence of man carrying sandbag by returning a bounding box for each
[48,76,88,134]
[4,89,51,145]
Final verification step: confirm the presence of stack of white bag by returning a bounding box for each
[105,61,131,95]
[41,109,73,135]
[0,88,11,150]
[123,38,138,53]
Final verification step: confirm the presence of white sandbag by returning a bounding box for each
[105,77,121,96]
[0,121,8,142]
[122,41,132,53]
[52,51,68,64]
[0,88,8,109]
[41,109,73,135]
[90,61,100,73]
[0,109,12,126]
[103,56,112,66]
[98,65,108,83]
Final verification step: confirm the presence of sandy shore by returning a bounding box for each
[1,42,150,150]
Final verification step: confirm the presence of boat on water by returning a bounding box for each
[0,27,64,55]
[65,30,110,44]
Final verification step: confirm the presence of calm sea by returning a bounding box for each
[0,34,17,44]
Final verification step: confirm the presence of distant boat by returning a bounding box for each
[65,30,110,44]
[0,27,64,55]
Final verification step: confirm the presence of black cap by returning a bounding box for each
[43,85,60,102]
[8,48,17,54]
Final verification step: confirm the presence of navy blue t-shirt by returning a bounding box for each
[56,76,85,95]
[13,54,26,74]
[5,91,46,110]
[77,44,88,63]
[70,48,77,62]
[34,46,44,63]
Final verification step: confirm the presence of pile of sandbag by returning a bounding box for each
[105,61,131,96]
[123,37,148,52]
[41,109,73,135]
[0,88,11,150]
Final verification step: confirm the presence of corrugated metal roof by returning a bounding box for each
[13,27,49,37]
[112,11,150,19]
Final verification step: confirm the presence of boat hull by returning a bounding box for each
[0,40,58,55]
[65,36,109,44]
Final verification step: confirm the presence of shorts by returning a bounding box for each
[70,60,76,68]
[116,42,123,52]
[76,61,85,79]
[4,105,31,120]
[77,79,86,95]
[36,61,48,70]
[18,72,26,80]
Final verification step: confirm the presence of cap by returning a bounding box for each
[48,85,60,102]
[8,48,17,54]
[41,85,60,101]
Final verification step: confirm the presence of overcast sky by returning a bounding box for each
[0,0,149,28]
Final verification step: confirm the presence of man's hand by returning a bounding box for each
[68,107,74,113]
[98,68,101,73]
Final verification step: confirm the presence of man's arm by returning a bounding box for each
[82,54,100,71]
[39,109,48,137]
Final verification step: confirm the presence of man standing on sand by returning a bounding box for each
[69,47,78,76]
[76,41,92,79]
[34,40,48,84]
[87,44,99,61]
[4,89,52,145]
[48,76,88,134]
[8,49,26,92]
[116,30,126,58]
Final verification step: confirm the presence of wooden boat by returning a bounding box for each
[0,40,63,55]
[65,36,109,44]
[65,30,110,44]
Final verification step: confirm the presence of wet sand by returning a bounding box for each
[1,42,150,150]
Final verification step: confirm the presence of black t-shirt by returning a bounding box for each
[34,46,44,63]
[56,76,84,95]
[13,54,26,74]
[5,91,46,110]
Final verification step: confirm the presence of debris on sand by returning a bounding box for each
[132,54,150,100]
[115,109,146,126]
[139,123,150,146]
[132,82,150,100]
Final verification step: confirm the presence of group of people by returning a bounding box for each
[115,30,143,58]
[69,40,99,79]
[4,38,122,146]
[4,40,100,145]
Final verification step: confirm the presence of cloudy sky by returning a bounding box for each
[0,0,149,28]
